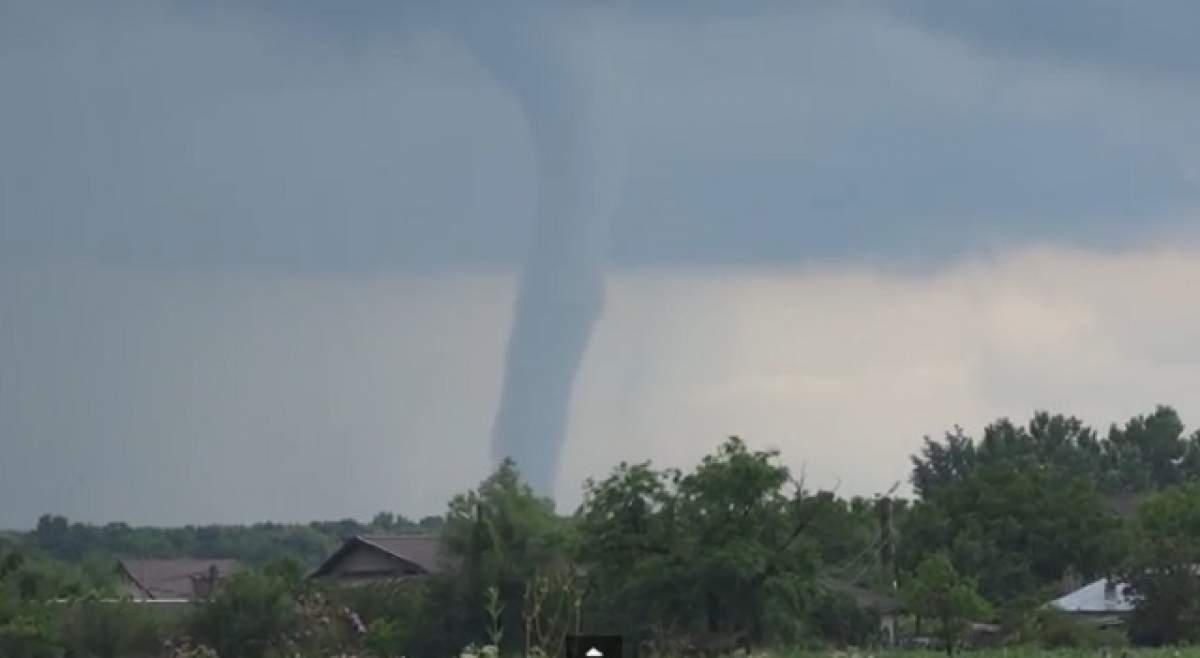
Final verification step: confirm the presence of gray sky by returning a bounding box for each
[2,1,1200,527]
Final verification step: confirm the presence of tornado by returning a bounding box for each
[454,3,628,496]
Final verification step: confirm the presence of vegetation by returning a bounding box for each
[9,404,1200,656]
[59,601,166,658]
[902,555,989,655]
[24,513,444,567]
[187,571,299,658]
[1121,482,1200,645]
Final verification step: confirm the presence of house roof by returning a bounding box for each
[1047,577,1134,614]
[117,558,241,600]
[310,534,452,579]
[818,576,904,614]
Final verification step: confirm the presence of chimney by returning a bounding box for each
[191,564,221,600]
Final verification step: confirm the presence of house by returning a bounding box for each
[1046,577,1134,628]
[818,576,904,645]
[310,535,452,585]
[117,558,241,602]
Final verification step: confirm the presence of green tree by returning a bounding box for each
[576,460,691,640]
[904,412,1124,605]
[577,438,821,646]
[1101,406,1200,492]
[1121,482,1200,645]
[261,557,305,589]
[674,437,816,639]
[902,555,990,655]
[440,459,573,655]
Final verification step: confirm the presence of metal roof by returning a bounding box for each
[1047,577,1134,614]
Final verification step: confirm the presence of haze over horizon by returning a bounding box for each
[3,1,1200,528]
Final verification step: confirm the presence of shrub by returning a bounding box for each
[0,613,61,658]
[59,601,168,658]
[328,579,433,657]
[1033,609,1127,649]
[188,571,298,658]
[806,591,879,647]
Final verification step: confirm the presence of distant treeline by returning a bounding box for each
[13,511,445,567]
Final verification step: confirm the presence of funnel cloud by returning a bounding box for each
[454,4,628,494]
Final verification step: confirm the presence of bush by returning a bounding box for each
[806,591,879,647]
[328,579,435,658]
[0,579,60,658]
[59,601,168,658]
[0,613,61,658]
[1033,609,1127,649]
[188,571,298,658]
[363,619,403,658]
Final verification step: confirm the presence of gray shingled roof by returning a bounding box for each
[358,535,450,574]
[310,534,453,580]
[118,558,241,600]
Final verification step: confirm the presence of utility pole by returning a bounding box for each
[878,494,900,648]
[878,496,897,592]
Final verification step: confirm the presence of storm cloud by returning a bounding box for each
[5,1,1198,271]
[2,1,1199,525]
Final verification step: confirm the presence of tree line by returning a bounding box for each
[5,404,1200,657]
[23,513,445,567]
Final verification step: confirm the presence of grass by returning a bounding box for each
[771,651,1197,658]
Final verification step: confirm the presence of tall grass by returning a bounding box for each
[772,650,1197,658]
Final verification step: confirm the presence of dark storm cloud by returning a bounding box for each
[888,1,1200,82]
[5,0,1200,526]
[2,1,1198,274]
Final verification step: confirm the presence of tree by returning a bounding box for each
[418,515,446,531]
[1101,406,1200,492]
[1121,483,1200,645]
[439,459,574,655]
[903,555,990,655]
[261,556,305,589]
[903,412,1125,606]
[576,460,691,641]
[577,437,821,646]
[674,437,816,639]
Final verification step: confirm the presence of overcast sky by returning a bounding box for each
[3,1,1200,527]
